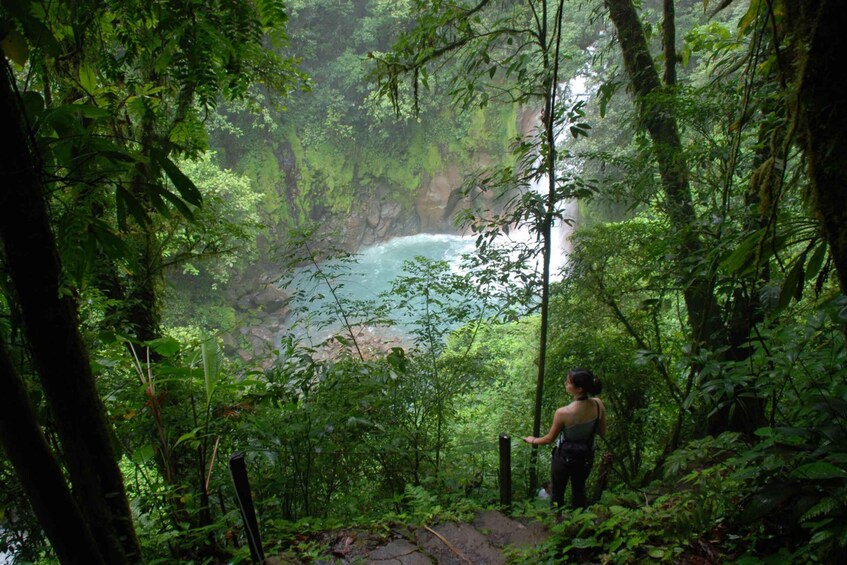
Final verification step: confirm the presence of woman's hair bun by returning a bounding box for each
[570,368,602,395]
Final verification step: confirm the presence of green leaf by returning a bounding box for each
[148,183,194,220]
[154,151,203,207]
[598,80,620,119]
[89,219,129,260]
[347,416,373,428]
[1,27,29,65]
[738,0,762,35]
[740,488,792,523]
[335,334,351,346]
[79,62,97,94]
[144,336,181,357]
[721,229,764,274]
[805,242,827,279]
[21,91,44,120]
[791,462,847,480]
[571,537,600,549]
[778,259,804,310]
[115,186,150,229]
[132,444,156,464]
[201,337,221,408]
[3,5,61,57]
[76,104,110,119]
[174,430,198,448]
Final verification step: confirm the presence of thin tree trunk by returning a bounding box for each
[662,0,676,86]
[529,0,567,497]
[0,59,141,562]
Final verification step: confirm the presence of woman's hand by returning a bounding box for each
[523,436,536,445]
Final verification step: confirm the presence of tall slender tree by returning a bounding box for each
[782,1,847,293]
[373,0,589,492]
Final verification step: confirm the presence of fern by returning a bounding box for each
[256,0,288,29]
[801,497,840,524]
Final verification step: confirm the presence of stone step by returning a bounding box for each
[473,510,548,549]
[416,521,506,565]
[269,510,549,564]
[366,510,548,565]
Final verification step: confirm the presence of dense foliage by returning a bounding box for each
[2,0,847,563]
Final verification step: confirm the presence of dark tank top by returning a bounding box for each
[555,399,599,448]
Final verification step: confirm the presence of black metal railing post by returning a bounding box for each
[499,433,512,508]
[229,452,265,564]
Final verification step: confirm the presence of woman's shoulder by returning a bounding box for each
[554,404,574,421]
[555,403,579,423]
[592,397,607,415]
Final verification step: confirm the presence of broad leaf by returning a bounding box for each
[791,462,847,480]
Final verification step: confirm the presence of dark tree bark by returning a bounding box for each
[0,59,141,562]
[662,0,676,86]
[786,1,847,294]
[0,340,106,564]
[603,0,775,437]
[605,0,726,352]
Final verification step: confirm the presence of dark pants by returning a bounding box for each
[551,450,593,510]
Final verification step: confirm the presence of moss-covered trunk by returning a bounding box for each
[605,0,725,351]
[604,0,770,437]
[787,1,847,294]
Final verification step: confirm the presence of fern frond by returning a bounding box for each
[801,497,841,524]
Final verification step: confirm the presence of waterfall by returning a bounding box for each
[505,71,592,281]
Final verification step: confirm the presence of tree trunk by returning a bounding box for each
[662,0,676,87]
[530,0,566,497]
[606,0,725,350]
[0,59,141,562]
[787,1,847,294]
[0,341,106,564]
[605,0,759,435]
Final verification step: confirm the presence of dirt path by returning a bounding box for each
[267,510,549,564]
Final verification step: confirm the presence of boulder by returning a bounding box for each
[415,165,461,232]
[251,284,289,313]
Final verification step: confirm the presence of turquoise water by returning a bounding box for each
[282,226,571,349]
[283,234,478,344]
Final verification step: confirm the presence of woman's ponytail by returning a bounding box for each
[590,377,602,396]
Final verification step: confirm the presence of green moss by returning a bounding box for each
[310,143,355,209]
[235,102,519,228]
[382,158,421,197]
[423,142,443,176]
[239,146,291,224]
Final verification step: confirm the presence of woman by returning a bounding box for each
[523,368,606,510]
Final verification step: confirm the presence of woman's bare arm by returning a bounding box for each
[523,407,568,445]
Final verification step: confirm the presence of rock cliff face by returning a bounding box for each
[338,164,475,251]
[415,165,463,233]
